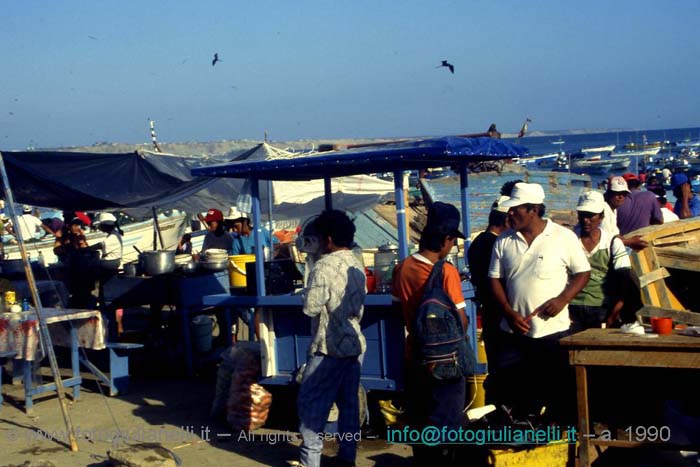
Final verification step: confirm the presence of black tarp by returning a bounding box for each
[0,148,386,220]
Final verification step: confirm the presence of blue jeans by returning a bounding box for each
[298,354,361,467]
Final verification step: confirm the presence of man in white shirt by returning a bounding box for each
[602,176,648,250]
[9,205,53,241]
[487,183,590,420]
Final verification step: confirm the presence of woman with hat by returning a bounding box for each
[201,208,233,253]
[570,191,631,330]
[91,212,123,270]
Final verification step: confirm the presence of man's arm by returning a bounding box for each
[302,266,329,318]
[619,235,648,251]
[536,271,590,317]
[490,277,529,334]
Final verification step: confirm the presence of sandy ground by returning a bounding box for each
[0,368,412,467]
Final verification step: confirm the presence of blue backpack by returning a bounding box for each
[413,260,476,381]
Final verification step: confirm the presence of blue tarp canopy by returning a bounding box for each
[191,136,528,181]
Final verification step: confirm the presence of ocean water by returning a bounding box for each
[512,126,700,158]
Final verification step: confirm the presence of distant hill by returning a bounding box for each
[39,128,635,156]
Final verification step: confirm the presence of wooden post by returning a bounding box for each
[0,152,79,451]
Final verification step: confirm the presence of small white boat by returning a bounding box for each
[581,145,616,154]
[1,212,188,265]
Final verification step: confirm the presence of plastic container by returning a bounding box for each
[374,244,398,294]
[228,254,256,288]
[467,374,488,409]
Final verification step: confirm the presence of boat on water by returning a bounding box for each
[1,212,188,264]
[581,145,616,154]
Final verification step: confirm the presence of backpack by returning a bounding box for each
[413,259,476,381]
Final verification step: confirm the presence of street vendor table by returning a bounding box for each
[560,328,700,467]
[102,270,230,375]
[0,308,106,412]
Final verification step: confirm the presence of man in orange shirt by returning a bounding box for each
[392,202,467,466]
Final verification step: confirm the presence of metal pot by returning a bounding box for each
[181,261,197,274]
[140,250,175,276]
[123,261,138,277]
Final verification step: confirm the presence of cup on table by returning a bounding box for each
[651,317,673,335]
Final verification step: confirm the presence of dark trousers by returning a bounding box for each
[484,329,574,423]
[405,364,466,467]
[569,304,607,333]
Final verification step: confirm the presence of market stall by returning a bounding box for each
[192,136,527,391]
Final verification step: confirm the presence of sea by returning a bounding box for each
[513,126,700,159]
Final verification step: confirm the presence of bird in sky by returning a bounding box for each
[212,53,221,66]
[437,60,454,74]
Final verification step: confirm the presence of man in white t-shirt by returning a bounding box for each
[602,176,648,250]
[9,205,53,241]
[487,182,590,420]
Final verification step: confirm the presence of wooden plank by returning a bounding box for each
[636,306,699,324]
[575,365,592,467]
[657,255,700,272]
[652,235,697,247]
[561,329,700,349]
[628,218,700,241]
[570,349,700,369]
[636,268,670,289]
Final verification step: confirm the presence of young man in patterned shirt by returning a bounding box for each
[297,210,366,467]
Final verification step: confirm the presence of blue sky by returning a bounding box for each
[1,0,699,149]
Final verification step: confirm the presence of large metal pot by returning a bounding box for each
[140,250,175,276]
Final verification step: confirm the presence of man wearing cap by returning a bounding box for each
[488,182,590,418]
[570,191,631,331]
[201,208,233,253]
[7,205,53,242]
[615,172,663,236]
[226,206,274,257]
[602,176,649,250]
[392,201,469,465]
[671,172,700,219]
[467,196,509,366]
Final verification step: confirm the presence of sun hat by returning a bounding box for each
[621,172,638,183]
[500,183,545,208]
[22,205,32,214]
[427,202,466,239]
[96,212,117,224]
[576,191,605,214]
[225,206,248,221]
[608,176,630,193]
[492,196,510,213]
[204,208,223,223]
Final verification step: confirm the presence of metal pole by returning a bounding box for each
[323,177,333,211]
[251,178,265,296]
[267,180,274,253]
[152,207,164,250]
[459,165,471,248]
[393,170,409,259]
[0,153,79,451]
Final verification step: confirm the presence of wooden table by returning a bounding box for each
[560,328,700,466]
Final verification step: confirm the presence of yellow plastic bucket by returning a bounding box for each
[228,254,256,288]
[467,373,488,409]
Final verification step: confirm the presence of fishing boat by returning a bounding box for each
[581,145,616,154]
[1,212,188,265]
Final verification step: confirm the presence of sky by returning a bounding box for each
[1,0,699,150]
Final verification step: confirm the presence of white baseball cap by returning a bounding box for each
[500,183,545,208]
[225,206,248,220]
[492,195,510,213]
[608,176,630,193]
[576,191,605,214]
[96,212,117,224]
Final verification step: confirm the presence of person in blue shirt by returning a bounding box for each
[226,206,275,256]
[671,173,700,219]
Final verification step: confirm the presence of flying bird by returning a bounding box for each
[212,53,221,66]
[88,35,98,40]
[437,60,454,74]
